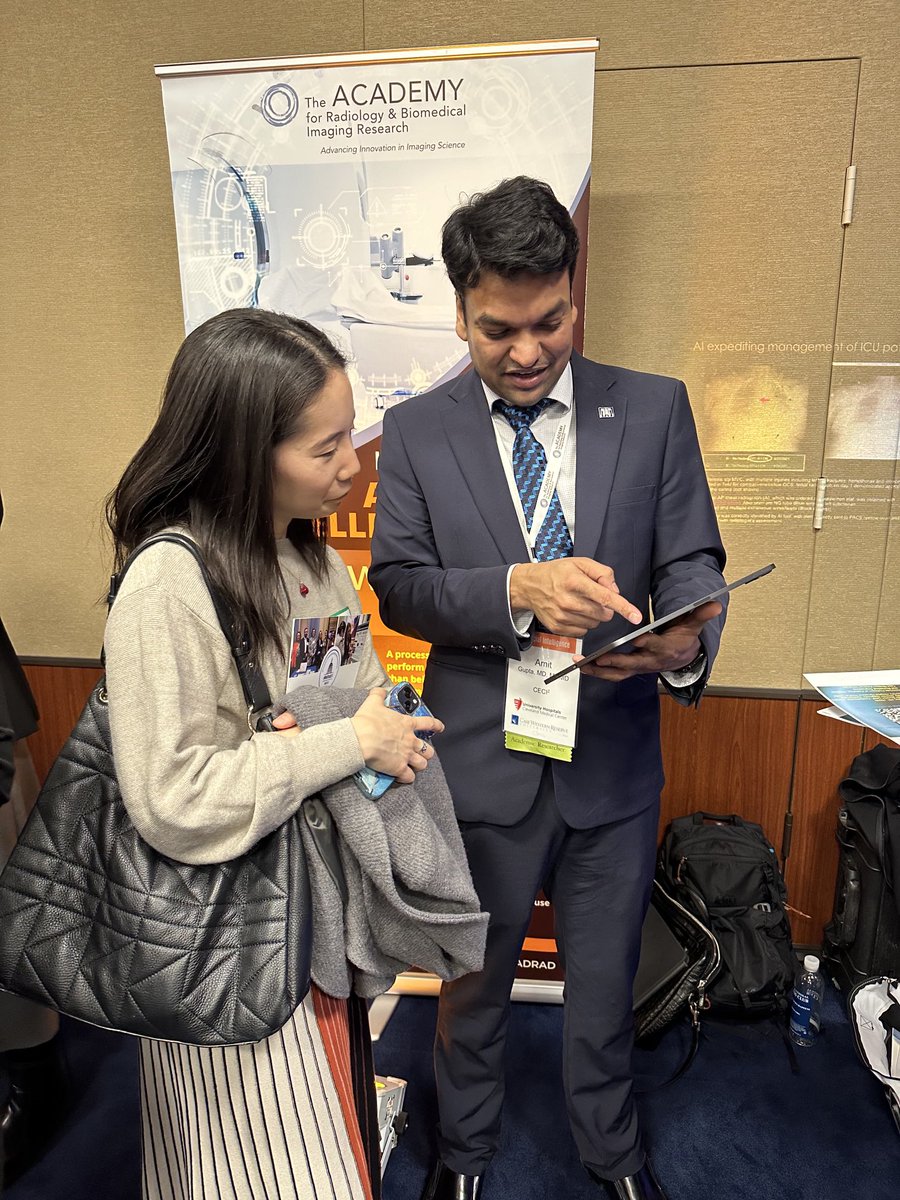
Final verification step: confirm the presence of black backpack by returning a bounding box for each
[658,812,796,1014]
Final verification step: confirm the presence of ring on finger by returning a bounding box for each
[418,739,429,754]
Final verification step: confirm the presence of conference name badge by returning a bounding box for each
[503,632,581,762]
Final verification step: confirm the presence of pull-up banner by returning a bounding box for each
[156,39,598,999]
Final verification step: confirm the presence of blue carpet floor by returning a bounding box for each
[372,988,900,1200]
[5,985,899,1199]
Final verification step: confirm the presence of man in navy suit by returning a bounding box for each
[369,177,726,1200]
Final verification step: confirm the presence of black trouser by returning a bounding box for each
[434,769,658,1180]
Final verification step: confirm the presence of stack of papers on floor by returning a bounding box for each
[375,1074,407,1176]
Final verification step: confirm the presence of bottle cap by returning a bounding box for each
[803,954,820,972]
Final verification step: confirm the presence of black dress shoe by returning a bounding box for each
[587,1157,670,1200]
[420,1158,485,1200]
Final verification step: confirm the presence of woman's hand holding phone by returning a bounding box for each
[351,687,444,784]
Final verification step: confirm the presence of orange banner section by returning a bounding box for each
[522,937,558,954]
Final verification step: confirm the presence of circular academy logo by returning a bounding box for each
[318,647,343,687]
[259,83,300,126]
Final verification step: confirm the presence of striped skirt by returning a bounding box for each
[139,987,378,1200]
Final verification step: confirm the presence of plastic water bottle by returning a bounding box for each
[789,954,824,1046]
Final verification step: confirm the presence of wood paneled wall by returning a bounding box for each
[22,664,102,784]
[23,661,889,947]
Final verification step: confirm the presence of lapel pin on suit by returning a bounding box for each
[597,405,615,419]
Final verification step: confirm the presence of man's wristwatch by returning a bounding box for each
[681,649,707,675]
[664,648,707,687]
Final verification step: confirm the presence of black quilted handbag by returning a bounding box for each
[0,533,318,1046]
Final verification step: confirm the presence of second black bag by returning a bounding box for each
[634,879,721,1041]
[824,745,900,994]
[658,811,796,1014]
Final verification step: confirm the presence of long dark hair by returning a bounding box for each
[106,308,347,655]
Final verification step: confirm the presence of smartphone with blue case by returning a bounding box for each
[353,682,435,800]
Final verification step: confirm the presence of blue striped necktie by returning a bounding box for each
[494,398,574,562]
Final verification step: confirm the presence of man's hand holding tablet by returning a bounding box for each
[543,564,775,685]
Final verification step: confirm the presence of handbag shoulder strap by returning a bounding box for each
[106,532,272,723]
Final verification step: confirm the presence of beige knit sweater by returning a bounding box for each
[104,537,388,865]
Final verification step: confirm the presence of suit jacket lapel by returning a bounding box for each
[572,353,627,558]
[440,370,530,564]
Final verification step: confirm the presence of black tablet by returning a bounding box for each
[543,563,775,685]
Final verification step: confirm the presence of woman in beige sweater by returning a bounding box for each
[104,308,442,1200]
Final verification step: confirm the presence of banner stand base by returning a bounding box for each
[387,972,565,1003]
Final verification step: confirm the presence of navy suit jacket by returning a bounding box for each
[369,351,727,828]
